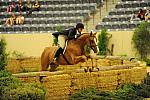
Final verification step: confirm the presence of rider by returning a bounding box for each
[52,23,84,63]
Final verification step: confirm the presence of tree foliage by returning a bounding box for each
[53,26,63,46]
[98,29,110,55]
[0,37,8,70]
[132,22,150,60]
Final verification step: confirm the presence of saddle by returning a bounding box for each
[51,40,70,65]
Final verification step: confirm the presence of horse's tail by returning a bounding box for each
[40,47,50,71]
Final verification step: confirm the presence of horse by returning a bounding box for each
[41,32,98,71]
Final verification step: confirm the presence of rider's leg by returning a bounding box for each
[53,35,67,61]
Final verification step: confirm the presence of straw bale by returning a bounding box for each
[97,59,111,66]
[42,74,71,82]
[71,72,98,79]
[97,76,118,83]
[42,79,71,88]
[18,76,40,83]
[110,59,123,65]
[105,56,121,60]
[6,59,21,73]
[48,87,70,96]
[117,69,132,82]
[123,60,131,64]
[130,67,147,78]
[97,83,118,90]
[98,70,118,77]
[71,76,97,88]
[45,87,70,97]
[59,64,81,70]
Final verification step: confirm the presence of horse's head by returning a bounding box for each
[80,32,98,53]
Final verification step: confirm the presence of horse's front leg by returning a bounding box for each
[74,55,87,64]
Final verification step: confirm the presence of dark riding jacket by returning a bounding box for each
[52,28,81,40]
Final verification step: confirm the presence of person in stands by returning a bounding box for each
[16,14,24,25]
[4,13,16,26]
[145,9,150,21]
[15,0,24,12]
[130,14,140,21]
[27,0,40,15]
[52,23,84,63]
[137,9,145,21]
[24,0,32,12]
[6,1,16,12]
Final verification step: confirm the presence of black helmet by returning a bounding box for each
[76,23,84,29]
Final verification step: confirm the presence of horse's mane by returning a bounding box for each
[77,33,89,41]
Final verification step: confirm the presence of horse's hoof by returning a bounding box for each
[96,68,100,71]
[89,68,93,72]
[84,68,88,73]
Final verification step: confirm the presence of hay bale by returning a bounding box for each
[110,59,123,66]
[130,67,147,82]
[18,76,40,83]
[6,59,21,73]
[97,59,111,66]
[117,69,132,83]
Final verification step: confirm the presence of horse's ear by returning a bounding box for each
[93,32,97,36]
[90,31,92,36]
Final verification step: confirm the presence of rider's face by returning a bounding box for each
[78,28,83,33]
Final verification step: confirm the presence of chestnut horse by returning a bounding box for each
[41,32,98,71]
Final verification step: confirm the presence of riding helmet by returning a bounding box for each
[76,23,84,29]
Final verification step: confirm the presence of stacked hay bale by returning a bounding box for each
[117,69,132,85]
[58,64,81,71]
[97,70,118,90]
[12,56,148,99]
[106,56,123,66]
[6,59,21,73]
[97,59,111,66]
[20,58,40,72]
[6,58,40,73]
[16,76,40,83]
[70,72,98,93]
[41,74,71,100]
[130,66,147,84]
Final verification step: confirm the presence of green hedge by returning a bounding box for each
[0,70,46,100]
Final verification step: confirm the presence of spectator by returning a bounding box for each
[130,14,140,21]
[15,0,24,12]
[24,0,32,12]
[32,0,40,11]
[145,9,150,21]
[137,9,145,21]
[16,14,24,25]
[4,13,16,26]
[6,1,16,12]
[27,0,40,15]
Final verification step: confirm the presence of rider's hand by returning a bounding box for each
[75,35,77,39]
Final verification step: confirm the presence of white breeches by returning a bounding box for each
[58,35,67,49]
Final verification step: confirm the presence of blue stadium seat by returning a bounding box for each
[6,27,13,32]
[14,26,21,32]
[112,24,120,29]
[30,27,38,32]
[22,27,30,32]
[0,27,5,32]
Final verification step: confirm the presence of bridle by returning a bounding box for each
[88,35,98,52]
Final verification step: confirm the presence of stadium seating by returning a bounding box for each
[95,0,150,31]
[0,0,102,33]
